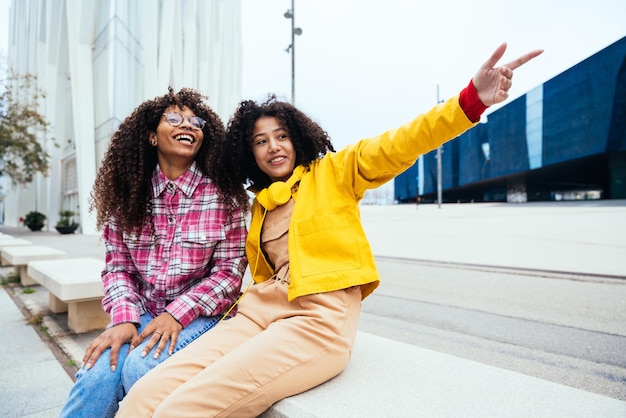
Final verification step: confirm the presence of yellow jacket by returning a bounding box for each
[247,96,476,301]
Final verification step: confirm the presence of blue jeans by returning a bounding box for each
[59,313,220,418]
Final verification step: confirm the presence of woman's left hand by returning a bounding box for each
[129,312,183,358]
[473,43,543,106]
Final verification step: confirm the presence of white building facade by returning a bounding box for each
[4,0,242,234]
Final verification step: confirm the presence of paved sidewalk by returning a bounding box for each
[0,284,73,417]
[1,200,625,417]
[360,199,626,278]
[0,229,105,417]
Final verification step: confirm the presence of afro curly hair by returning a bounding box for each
[90,87,244,233]
[218,94,335,203]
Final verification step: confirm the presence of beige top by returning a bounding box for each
[260,197,295,283]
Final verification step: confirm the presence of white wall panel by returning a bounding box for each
[4,0,242,234]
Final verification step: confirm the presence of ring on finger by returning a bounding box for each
[155,330,162,335]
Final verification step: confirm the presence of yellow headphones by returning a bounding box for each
[256,165,307,211]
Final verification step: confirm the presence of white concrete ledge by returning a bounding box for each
[27,257,109,333]
[27,257,104,301]
[260,332,626,418]
[1,245,66,286]
[0,238,33,250]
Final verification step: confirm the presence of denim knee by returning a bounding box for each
[120,315,220,392]
[120,345,165,390]
[59,352,124,418]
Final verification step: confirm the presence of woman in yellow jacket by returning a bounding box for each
[117,43,542,417]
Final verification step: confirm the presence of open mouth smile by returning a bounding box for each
[175,134,195,144]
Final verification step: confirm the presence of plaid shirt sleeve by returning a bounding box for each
[101,218,145,327]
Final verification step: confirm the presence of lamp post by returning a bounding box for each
[436,84,444,208]
[284,0,302,105]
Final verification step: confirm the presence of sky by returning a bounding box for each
[1,0,624,152]
[241,0,626,150]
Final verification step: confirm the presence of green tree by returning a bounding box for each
[0,62,54,185]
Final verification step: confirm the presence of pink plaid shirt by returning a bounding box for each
[101,162,248,328]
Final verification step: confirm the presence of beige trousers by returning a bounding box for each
[116,279,362,417]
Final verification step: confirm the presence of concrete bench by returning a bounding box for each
[0,238,33,249]
[1,245,66,286]
[27,257,109,333]
[260,332,626,417]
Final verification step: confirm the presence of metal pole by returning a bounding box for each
[284,1,301,105]
[437,85,442,208]
[437,147,442,208]
[290,0,295,105]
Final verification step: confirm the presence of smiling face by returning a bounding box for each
[149,105,204,178]
[251,116,296,182]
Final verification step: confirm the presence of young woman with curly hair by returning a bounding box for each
[60,87,248,418]
[118,44,542,417]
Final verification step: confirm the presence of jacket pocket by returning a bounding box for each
[294,213,361,276]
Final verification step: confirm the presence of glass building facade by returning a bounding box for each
[395,36,626,203]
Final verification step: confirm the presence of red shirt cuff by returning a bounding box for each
[459,79,488,122]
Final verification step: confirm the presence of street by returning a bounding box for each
[358,257,626,401]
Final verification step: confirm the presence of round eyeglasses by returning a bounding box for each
[162,112,206,130]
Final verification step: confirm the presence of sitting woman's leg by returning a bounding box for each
[120,314,220,390]
[59,346,127,418]
[117,305,264,416]
[117,281,362,418]
[60,313,221,418]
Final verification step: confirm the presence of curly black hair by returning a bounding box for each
[90,87,244,233]
[217,95,335,205]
